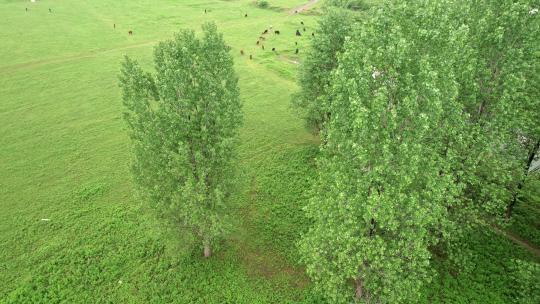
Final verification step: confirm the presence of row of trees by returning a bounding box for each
[119,1,538,302]
[295,0,539,302]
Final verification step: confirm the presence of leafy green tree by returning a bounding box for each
[119,23,242,258]
[447,0,540,220]
[501,1,540,217]
[301,0,540,301]
[292,7,356,134]
[299,1,466,302]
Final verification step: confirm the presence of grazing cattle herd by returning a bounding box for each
[246,14,313,61]
[23,6,314,62]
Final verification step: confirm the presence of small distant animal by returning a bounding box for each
[114,23,116,29]
[272,47,276,52]
[295,10,298,14]
[245,13,248,17]
[128,30,133,35]
[262,45,265,50]
[240,49,244,55]
[262,29,268,34]
[295,41,298,45]
[256,40,260,45]
[259,36,265,40]
[249,54,253,60]
[296,29,302,36]
[303,27,306,32]
[301,21,304,25]
[274,30,280,35]
[205,9,207,13]
[312,32,315,37]
[295,48,299,54]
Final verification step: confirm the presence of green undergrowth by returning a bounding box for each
[509,177,540,247]
[425,228,540,304]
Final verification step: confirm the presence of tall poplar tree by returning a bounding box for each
[119,23,242,257]
[299,1,465,302]
[447,0,540,220]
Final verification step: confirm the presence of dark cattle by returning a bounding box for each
[262,45,265,50]
[312,32,315,37]
[256,40,260,45]
[245,13,248,17]
[274,30,280,35]
[296,29,302,36]
[272,47,276,52]
[295,48,299,54]
[303,27,306,32]
[240,49,244,55]
[301,21,304,25]
[128,30,133,35]
[249,54,253,60]
[295,10,298,13]
[262,29,268,34]
[295,41,298,45]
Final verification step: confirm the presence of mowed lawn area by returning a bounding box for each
[1,0,539,303]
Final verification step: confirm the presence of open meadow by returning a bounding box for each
[1,0,539,303]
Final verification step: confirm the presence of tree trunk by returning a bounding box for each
[506,138,540,218]
[506,183,523,219]
[203,244,212,258]
[355,277,363,300]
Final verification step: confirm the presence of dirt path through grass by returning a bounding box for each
[493,226,540,257]
[288,0,320,15]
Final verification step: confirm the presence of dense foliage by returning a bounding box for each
[119,23,242,257]
[292,7,356,134]
[326,0,370,11]
[300,0,540,302]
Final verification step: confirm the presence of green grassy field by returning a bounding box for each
[1,0,538,303]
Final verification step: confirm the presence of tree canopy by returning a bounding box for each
[299,0,540,302]
[119,23,242,257]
